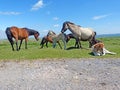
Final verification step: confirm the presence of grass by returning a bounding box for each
[0,37,120,61]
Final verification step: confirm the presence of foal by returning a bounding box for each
[40,30,62,49]
[91,42,116,56]
[66,33,80,48]
[40,35,62,49]
[52,33,67,49]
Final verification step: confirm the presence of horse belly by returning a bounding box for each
[46,37,53,43]
[18,30,28,40]
[80,28,93,40]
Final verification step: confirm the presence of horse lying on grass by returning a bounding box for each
[91,42,116,56]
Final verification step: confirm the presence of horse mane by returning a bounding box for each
[23,27,39,36]
[64,21,75,25]
[63,21,81,27]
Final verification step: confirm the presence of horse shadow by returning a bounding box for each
[66,46,79,50]
[88,52,94,56]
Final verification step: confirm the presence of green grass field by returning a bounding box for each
[0,37,120,61]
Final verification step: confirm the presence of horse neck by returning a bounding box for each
[27,30,36,36]
[68,34,74,38]
[68,23,79,34]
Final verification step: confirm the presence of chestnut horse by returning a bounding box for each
[5,26,39,51]
[91,42,116,56]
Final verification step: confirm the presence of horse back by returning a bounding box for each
[10,26,29,40]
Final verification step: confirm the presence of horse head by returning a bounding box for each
[47,30,56,36]
[92,43,104,56]
[34,31,40,41]
[61,21,70,33]
[24,28,40,41]
[90,39,102,47]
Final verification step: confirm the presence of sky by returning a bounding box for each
[0,0,120,39]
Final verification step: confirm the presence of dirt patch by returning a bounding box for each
[0,58,120,90]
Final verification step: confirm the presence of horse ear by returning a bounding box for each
[36,32,40,35]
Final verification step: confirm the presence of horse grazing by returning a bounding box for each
[5,26,39,51]
[66,33,80,48]
[90,39,102,46]
[61,21,96,48]
[40,31,62,49]
[52,32,67,49]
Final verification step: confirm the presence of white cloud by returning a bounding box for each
[31,0,44,11]
[0,11,21,15]
[53,17,59,20]
[92,14,110,20]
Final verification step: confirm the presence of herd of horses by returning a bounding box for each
[6,21,108,55]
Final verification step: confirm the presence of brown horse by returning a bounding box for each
[5,26,39,51]
[91,42,116,56]
[40,31,62,49]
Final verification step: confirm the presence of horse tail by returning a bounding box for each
[92,31,97,41]
[94,31,97,36]
[40,37,46,45]
[5,27,14,44]
[93,31,96,38]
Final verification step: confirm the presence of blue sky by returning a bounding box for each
[0,0,120,39]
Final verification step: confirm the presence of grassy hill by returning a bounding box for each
[0,37,120,61]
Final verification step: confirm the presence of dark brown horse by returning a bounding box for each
[5,26,39,51]
[66,33,80,48]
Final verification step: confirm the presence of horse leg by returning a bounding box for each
[46,41,48,48]
[7,37,15,51]
[89,41,92,48]
[10,42,14,51]
[57,41,62,49]
[15,40,19,51]
[40,42,44,48]
[40,37,46,48]
[75,39,79,48]
[63,40,66,50]
[75,38,81,48]
[25,39,28,49]
[19,40,23,50]
[79,40,82,49]
[40,44,44,48]
[53,41,56,48]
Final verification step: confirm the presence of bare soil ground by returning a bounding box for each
[0,58,120,90]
